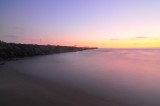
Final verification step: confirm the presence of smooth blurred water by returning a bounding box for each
[8,48,160,106]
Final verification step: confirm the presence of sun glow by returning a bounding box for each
[76,37,160,48]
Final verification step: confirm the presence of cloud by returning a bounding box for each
[131,36,160,41]
[6,35,18,38]
[132,36,147,39]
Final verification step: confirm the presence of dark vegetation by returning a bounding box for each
[0,40,97,60]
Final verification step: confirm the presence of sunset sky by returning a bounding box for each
[0,0,160,48]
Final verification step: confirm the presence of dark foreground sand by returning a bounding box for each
[0,65,120,106]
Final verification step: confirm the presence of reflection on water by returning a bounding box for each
[8,48,160,105]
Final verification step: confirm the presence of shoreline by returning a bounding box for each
[0,41,97,60]
[0,65,119,106]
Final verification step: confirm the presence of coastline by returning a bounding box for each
[0,41,97,60]
[0,65,119,106]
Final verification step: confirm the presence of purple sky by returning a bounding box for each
[0,0,160,47]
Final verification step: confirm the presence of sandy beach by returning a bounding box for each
[0,64,119,106]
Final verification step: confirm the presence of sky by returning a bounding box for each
[0,0,160,48]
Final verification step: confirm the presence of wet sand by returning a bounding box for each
[0,65,119,106]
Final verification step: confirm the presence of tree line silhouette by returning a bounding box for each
[0,40,97,60]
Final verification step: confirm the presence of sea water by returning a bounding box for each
[7,48,160,106]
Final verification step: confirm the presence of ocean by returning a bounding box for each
[5,48,160,106]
